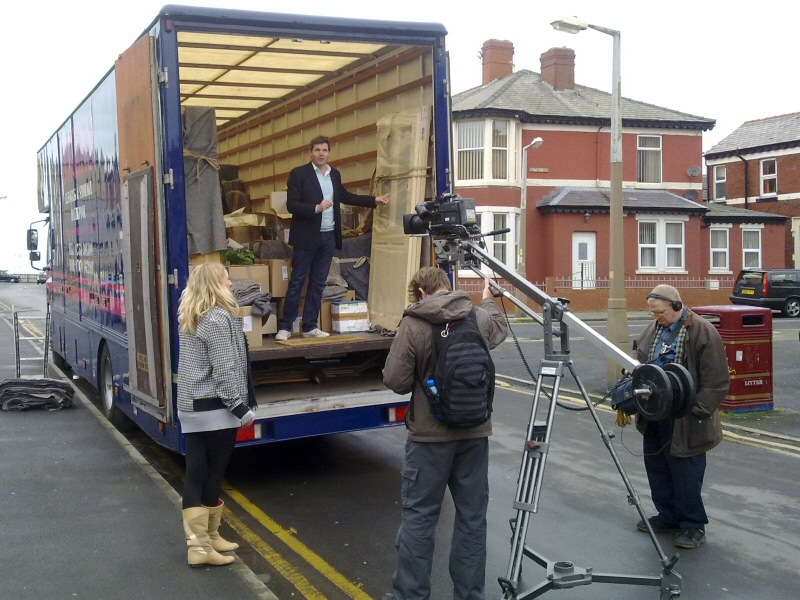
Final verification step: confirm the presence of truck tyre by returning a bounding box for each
[782,298,800,318]
[99,345,134,431]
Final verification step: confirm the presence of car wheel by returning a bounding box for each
[98,345,135,431]
[782,298,800,318]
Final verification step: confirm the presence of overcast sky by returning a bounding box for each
[1,0,798,273]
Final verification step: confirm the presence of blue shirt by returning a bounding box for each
[314,164,334,232]
[652,310,686,366]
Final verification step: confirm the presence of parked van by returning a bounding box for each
[731,268,800,317]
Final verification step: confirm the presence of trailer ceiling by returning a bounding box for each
[177,32,392,127]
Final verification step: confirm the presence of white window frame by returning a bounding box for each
[742,226,763,268]
[454,119,514,183]
[458,207,518,277]
[760,158,777,197]
[713,165,726,201]
[709,225,731,273]
[637,135,662,184]
[636,215,688,273]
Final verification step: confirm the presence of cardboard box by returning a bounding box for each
[189,251,221,265]
[263,312,278,335]
[224,208,265,228]
[226,226,261,247]
[331,300,370,333]
[228,264,270,294]
[320,290,355,331]
[236,306,263,348]
[267,259,293,297]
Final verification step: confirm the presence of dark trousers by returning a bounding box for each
[182,428,238,509]
[392,438,489,600]
[643,418,708,529]
[278,231,335,333]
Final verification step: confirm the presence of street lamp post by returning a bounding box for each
[518,137,543,308]
[552,16,629,386]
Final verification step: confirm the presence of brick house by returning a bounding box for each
[450,41,785,309]
[704,113,800,268]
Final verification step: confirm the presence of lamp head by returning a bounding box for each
[531,137,543,149]
[551,16,588,34]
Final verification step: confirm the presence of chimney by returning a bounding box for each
[540,47,576,91]
[481,39,514,85]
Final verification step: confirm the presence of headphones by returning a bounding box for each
[647,293,683,312]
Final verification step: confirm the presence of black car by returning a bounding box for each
[730,268,800,318]
[36,271,49,284]
[0,270,20,283]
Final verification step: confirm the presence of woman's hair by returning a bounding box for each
[407,267,452,303]
[177,262,238,333]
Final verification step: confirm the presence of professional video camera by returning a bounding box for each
[402,194,479,239]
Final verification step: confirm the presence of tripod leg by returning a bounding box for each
[502,361,565,597]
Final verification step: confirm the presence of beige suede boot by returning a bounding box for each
[182,507,234,567]
[204,500,239,552]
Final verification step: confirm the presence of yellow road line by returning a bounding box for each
[223,483,372,600]
[223,510,328,600]
[496,373,800,457]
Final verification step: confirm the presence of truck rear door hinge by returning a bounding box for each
[167,268,179,288]
[163,168,174,189]
[157,67,169,87]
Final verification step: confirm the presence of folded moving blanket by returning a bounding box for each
[0,378,74,411]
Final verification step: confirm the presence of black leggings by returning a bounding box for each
[182,428,238,509]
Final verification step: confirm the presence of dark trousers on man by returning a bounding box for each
[278,231,335,333]
[643,418,708,529]
[391,438,489,600]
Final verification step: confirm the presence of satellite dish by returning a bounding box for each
[687,166,701,177]
[684,190,699,201]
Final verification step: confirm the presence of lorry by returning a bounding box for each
[32,5,453,453]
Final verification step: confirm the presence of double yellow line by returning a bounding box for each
[221,484,371,599]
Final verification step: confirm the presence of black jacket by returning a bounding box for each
[286,162,376,250]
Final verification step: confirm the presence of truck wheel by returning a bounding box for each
[782,298,800,318]
[99,346,134,431]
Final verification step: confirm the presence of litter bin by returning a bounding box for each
[693,305,773,412]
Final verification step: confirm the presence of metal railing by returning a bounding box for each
[553,276,735,290]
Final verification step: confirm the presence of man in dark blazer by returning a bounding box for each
[276,135,390,340]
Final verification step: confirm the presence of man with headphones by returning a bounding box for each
[631,284,730,549]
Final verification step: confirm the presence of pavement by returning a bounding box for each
[0,329,276,600]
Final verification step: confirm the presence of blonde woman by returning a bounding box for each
[177,262,255,567]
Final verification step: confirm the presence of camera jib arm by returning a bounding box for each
[430,233,685,599]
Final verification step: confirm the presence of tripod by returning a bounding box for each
[496,301,682,599]
[433,238,686,599]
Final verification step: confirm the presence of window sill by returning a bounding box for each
[635,269,689,275]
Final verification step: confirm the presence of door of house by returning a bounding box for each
[572,232,597,289]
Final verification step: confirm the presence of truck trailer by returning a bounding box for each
[34,5,453,453]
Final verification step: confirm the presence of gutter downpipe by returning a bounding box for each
[736,152,749,209]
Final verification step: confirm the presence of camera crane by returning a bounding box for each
[414,197,691,599]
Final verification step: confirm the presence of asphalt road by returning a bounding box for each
[2,283,799,600]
